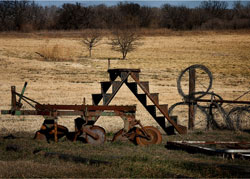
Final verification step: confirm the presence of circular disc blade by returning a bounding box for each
[86,126,106,145]
[136,126,162,146]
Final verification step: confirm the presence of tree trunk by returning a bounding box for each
[122,51,127,60]
[89,48,92,57]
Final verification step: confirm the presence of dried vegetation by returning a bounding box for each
[0,30,249,177]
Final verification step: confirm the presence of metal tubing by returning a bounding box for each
[18,82,27,105]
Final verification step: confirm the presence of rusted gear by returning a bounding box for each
[135,126,162,146]
[86,126,106,145]
[177,64,213,100]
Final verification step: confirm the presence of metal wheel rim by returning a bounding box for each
[177,64,213,100]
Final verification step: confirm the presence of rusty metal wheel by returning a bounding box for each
[86,126,106,145]
[135,126,162,146]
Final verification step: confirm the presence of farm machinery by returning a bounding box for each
[2,66,248,146]
[0,81,163,146]
[1,68,190,145]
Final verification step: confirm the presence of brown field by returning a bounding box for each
[0,30,250,177]
[0,30,249,133]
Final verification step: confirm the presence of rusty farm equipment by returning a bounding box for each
[0,82,164,145]
[1,68,190,145]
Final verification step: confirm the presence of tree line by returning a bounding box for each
[0,0,250,32]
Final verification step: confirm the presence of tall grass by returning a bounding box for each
[37,39,73,61]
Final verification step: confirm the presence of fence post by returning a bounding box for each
[188,68,195,130]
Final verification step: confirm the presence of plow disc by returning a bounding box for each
[86,126,106,145]
[136,126,162,146]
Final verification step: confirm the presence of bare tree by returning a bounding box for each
[200,0,228,18]
[82,30,102,57]
[109,30,141,60]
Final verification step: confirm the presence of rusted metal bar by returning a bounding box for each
[35,104,136,112]
[54,121,58,142]
[130,72,187,134]
[1,110,135,118]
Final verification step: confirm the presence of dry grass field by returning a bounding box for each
[0,30,250,177]
[0,30,249,133]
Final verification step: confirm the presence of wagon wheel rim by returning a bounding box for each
[135,126,162,146]
[86,125,106,145]
[177,64,213,100]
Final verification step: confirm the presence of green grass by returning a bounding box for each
[0,131,250,178]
